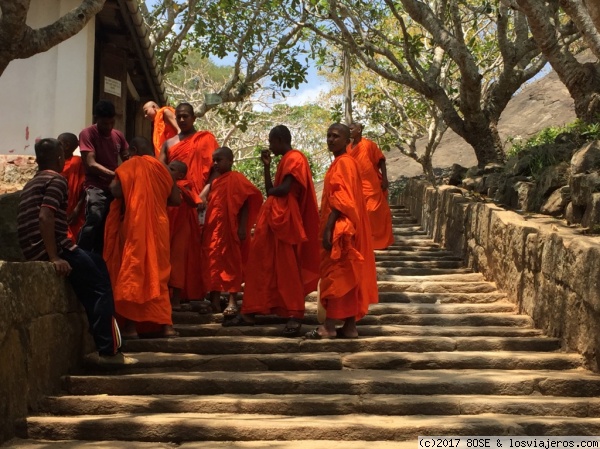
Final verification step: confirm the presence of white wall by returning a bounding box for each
[0,0,95,155]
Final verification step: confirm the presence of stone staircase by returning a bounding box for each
[7,205,600,448]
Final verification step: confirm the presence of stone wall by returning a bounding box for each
[0,192,25,262]
[0,261,93,443]
[0,155,36,195]
[401,180,600,371]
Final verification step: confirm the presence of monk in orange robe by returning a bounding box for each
[160,103,219,304]
[143,101,180,157]
[347,122,394,249]
[58,133,85,241]
[306,123,378,339]
[225,125,320,338]
[199,147,263,317]
[104,137,182,339]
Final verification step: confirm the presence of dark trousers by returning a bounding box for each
[77,186,113,254]
[62,247,119,356]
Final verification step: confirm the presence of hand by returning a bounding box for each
[50,257,72,276]
[322,228,333,251]
[381,178,389,191]
[260,149,272,166]
[238,228,247,241]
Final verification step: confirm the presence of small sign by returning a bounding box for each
[104,76,122,97]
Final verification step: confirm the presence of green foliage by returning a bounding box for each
[506,120,600,158]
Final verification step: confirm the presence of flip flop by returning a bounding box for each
[304,328,335,340]
[222,314,255,327]
[223,305,239,317]
[282,320,302,338]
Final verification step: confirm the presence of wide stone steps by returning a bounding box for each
[61,369,600,397]
[39,393,600,417]
[20,413,600,442]
[121,335,559,354]
[12,204,600,446]
[76,350,582,374]
[175,324,545,338]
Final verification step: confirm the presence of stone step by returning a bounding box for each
[392,228,428,235]
[375,254,463,261]
[375,247,449,254]
[391,219,418,225]
[39,393,600,418]
[304,301,516,314]
[173,311,533,327]
[377,280,497,294]
[377,273,487,283]
[62,369,600,397]
[21,413,600,442]
[375,260,464,268]
[79,350,582,374]
[387,241,440,248]
[175,324,544,338]
[121,335,559,355]
[4,439,415,449]
[376,267,473,276]
[305,291,508,304]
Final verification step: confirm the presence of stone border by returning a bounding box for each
[401,179,600,371]
[0,261,93,443]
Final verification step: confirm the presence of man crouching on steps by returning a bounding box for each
[17,138,137,367]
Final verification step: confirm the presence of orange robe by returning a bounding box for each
[202,171,263,292]
[319,153,378,321]
[168,179,204,299]
[167,131,219,299]
[347,138,394,249]
[103,155,173,326]
[242,150,320,318]
[152,106,178,157]
[61,156,85,241]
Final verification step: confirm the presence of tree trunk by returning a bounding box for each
[518,0,600,123]
[0,0,106,77]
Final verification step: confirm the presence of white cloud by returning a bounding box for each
[284,83,330,106]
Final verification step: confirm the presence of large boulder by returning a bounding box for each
[571,141,600,175]
[541,186,571,216]
[582,193,600,229]
[570,172,600,206]
[0,192,24,262]
[448,163,467,186]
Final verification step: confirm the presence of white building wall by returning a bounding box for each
[0,0,95,155]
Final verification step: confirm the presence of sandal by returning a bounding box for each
[304,328,335,340]
[195,301,213,315]
[222,314,255,327]
[282,319,302,338]
[223,305,239,317]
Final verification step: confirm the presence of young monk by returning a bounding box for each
[167,160,212,314]
[306,123,378,339]
[347,122,394,249]
[143,101,180,157]
[225,125,320,338]
[160,103,219,306]
[199,147,263,317]
[103,137,181,339]
[57,132,85,241]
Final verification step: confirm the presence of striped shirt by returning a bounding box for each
[17,170,76,261]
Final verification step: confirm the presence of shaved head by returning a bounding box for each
[176,102,195,116]
[130,136,154,157]
[169,160,188,175]
[214,146,234,161]
[329,123,351,139]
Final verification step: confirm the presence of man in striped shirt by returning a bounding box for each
[17,138,136,366]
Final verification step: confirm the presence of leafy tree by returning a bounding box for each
[0,0,106,76]
[285,0,579,167]
[141,0,312,120]
[512,0,600,123]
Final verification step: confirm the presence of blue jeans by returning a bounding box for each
[78,186,113,254]
[62,247,119,356]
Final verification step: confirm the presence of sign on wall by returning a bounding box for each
[104,76,122,97]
